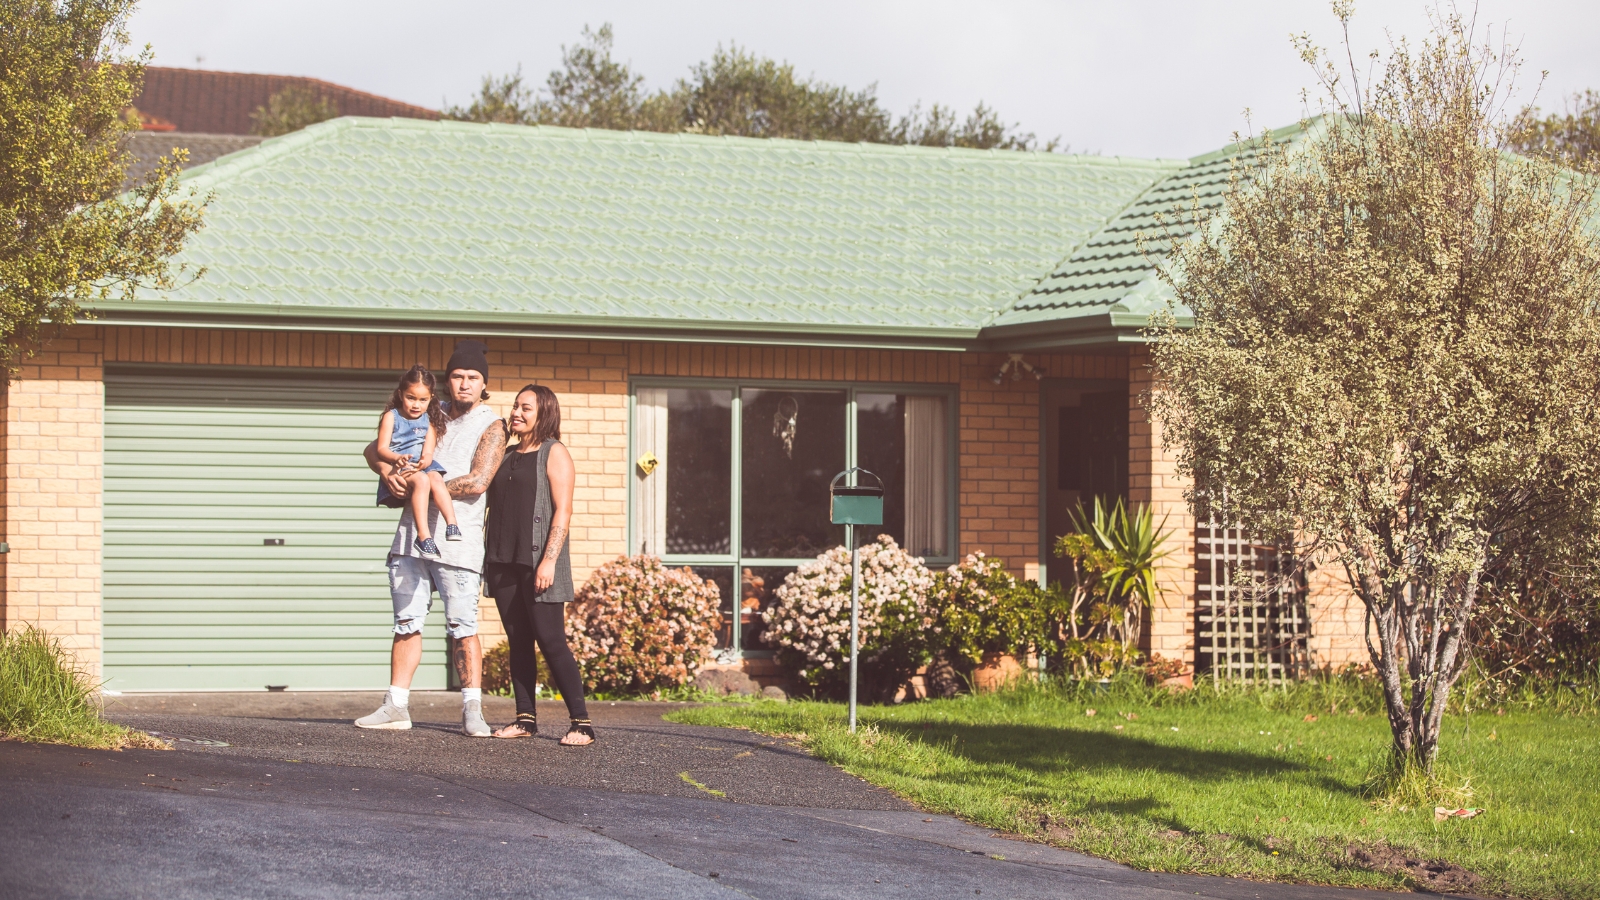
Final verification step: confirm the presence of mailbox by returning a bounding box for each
[829,469,884,526]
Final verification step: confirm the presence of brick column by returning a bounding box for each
[957,353,1042,572]
[1127,345,1196,666]
[1,329,105,678]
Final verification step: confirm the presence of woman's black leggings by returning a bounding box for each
[494,590,588,721]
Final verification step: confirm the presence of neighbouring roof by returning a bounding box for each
[122,132,265,191]
[92,117,1271,350]
[133,67,438,135]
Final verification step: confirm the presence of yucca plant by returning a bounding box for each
[1059,498,1174,662]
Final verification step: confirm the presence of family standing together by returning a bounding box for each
[353,340,594,746]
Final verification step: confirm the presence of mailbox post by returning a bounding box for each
[830,468,883,733]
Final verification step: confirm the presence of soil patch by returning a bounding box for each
[1347,842,1482,893]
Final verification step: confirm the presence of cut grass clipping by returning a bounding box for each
[0,627,164,750]
[671,679,1598,899]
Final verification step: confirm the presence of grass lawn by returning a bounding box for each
[670,681,1598,899]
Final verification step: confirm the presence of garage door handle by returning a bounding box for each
[263,538,285,546]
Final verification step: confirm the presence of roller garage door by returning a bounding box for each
[103,368,449,691]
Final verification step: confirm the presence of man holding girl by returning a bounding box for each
[356,340,503,737]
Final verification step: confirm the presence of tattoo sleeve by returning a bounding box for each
[543,524,569,560]
[446,422,506,498]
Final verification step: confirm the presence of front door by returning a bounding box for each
[1041,379,1129,588]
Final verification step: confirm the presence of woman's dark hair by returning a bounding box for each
[385,364,449,438]
[517,384,561,446]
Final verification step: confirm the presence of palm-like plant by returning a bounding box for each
[1060,498,1174,660]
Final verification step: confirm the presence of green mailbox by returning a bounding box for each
[830,469,884,526]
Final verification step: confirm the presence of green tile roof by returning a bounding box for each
[93,117,1215,349]
[986,126,1302,347]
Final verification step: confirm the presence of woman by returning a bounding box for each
[484,384,593,745]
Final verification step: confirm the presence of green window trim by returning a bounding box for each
[628,377,959,658]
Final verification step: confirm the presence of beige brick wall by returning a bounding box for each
[1127,346,1197,664]
[1304,550,1369,669]
[1,334,105,677]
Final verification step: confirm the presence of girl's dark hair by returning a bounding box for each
[385,364,449,438]
[517,384,561,446]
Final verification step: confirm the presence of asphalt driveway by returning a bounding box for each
[0,693,1429,899]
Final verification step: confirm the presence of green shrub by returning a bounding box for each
[0,626,160,749]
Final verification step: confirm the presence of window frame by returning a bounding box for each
[628,376,960,657]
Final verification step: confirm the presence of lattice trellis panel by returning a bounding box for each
[1194,521,1310,684]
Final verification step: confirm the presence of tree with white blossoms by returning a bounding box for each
[763,535,936,699]
[1150,3,1600,776]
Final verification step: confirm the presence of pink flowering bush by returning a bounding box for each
[762,535,936,699]
[566,555,721,694]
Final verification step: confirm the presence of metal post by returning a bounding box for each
[848,522,859,734]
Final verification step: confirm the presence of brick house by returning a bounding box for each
[0,117,1364,691]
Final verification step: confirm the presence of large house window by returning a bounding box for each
[632,381,956,657]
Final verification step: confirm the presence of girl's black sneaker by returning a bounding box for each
[414,537,441,558]
[445,524,463,541]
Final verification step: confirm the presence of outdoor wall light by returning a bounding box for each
[992,353,1045,384]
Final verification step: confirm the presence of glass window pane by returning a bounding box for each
[857,393,949,558]
[740,388,846,558]
[855,393,906,544]
[690,566,736,650]
[739,565,795,651]
[635,388,733,557]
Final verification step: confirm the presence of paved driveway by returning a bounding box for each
[0,694,1414,899]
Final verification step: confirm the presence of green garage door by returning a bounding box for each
[103,368,449,691]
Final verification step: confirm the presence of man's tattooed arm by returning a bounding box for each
[543,524,569,559]
[446,421,507,499]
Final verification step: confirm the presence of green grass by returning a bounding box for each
[0,627,164,750]
[670,678,1599,899]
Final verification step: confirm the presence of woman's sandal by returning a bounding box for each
[492,713,538,739]
[560,718,595,746]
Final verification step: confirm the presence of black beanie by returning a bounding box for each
[445,339,489,380]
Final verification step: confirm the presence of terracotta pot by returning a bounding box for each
[972,652,1024,692]
[1159,672,1194,691]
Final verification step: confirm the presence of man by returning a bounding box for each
[355,340,505,737]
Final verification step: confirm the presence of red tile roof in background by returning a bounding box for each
[133,66,440,135]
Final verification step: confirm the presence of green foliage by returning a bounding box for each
[1509,89,1600,169]
[674,682,1600,898]
[249,84,339,136]
[0,0,206,375]
[0,626,157,749]
[1149,6,1600,773]
[446,22,1055,150]
[930,552,1052,668]
[1050,499,1173,676]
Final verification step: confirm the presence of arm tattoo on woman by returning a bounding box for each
[446,423,506,498]
[544,524,569,559]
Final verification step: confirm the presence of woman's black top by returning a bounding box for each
[485,439,575,603]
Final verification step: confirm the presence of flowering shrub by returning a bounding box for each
[931,551,1052,668]
[566,555,721,694]
[763,535,936,698]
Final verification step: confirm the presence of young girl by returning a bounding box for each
[375,365,460,558]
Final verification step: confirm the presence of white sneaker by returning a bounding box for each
[355,698,412,730]
[462,699,491,737]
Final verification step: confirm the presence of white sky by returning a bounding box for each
[126,1,1600,160]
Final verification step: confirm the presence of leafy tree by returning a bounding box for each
[0,0,206,374]
[445,68,536,125]
[1509,89,1600,169]
[250,84,339,136]
[447,23,1055,150]
[1149,6,1600,775]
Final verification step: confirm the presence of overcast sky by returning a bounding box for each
[126,1,1600,160]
